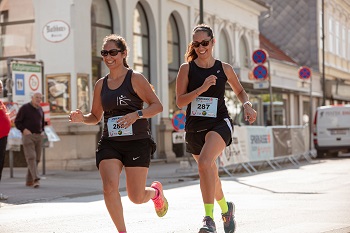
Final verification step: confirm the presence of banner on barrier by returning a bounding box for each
[245,127,274,162]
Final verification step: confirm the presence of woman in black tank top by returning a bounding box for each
[69,34,167,232]
[176,24,257,233]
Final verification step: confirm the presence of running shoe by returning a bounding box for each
[151,181,168,217]
[198,216,217,233]
[221,202,236,233]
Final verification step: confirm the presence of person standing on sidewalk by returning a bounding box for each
[0,80,11,200]
[69,34,167,233]
[176,24,257,233]
[15,92,44,188]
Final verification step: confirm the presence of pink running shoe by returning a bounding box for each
[151,181,168,217]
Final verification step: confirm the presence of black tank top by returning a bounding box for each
[101,69,150,141]
[185,60,229,132]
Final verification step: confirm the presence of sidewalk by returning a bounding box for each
[0,160,199,205]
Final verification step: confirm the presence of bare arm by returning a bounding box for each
[223,62,257,124]
[116,72,163,129]
[69,78,104,125]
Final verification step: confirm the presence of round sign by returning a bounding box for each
[42,20,70,43]
[253,65,268,80]
[298,66,311,80]
[172,110,186,131]
[252,49,268,64]
[29,74,40,91]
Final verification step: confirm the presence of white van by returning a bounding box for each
[313,105,350,158]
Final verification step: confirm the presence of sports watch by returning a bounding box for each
[137,110,143,119]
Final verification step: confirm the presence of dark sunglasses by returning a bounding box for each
[100,49,123,57]
[192,39,212,48]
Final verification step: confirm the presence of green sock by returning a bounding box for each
[217,197,228,214]
[204,203,214,219]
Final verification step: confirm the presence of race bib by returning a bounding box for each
[107,116,133,137]
[190,96,218,118]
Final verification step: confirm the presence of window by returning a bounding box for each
[133,3,150,81]
[218,30,229,63]
[342,26,346,58]
[328,17,334,53]
[0,0,35,94]
[167,13,180,118]
[91,0,112,85]
[335,20,340,56]
[239,37,249,68]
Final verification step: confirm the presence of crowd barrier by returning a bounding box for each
[219,125,312,175]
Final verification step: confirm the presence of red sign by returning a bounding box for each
[253,65,268,80]
[298,66,311,80]
[252,49,268,64]
[172,110,186,131]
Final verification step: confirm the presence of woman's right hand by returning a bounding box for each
[69,109,84,123]
[201,75,217,93]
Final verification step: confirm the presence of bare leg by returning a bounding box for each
[124,166,156,204]
[99,159,126,232]
[194,131,226,204]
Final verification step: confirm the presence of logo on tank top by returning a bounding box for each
[217,70,220,73]
[117,95,131,106]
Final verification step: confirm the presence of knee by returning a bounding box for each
[102,179,119,195]
[197,158,212,173]
[128,193,145,204]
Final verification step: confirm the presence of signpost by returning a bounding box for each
[171,110,186,132]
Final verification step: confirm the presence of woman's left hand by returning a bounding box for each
[117,112,139,128]
[244,106,257,124]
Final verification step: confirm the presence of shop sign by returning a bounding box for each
[43,20,70,43]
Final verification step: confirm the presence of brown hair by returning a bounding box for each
[102,34,129,68]
[185,24,214,62]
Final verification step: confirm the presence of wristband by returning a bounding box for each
[243,101,252,108]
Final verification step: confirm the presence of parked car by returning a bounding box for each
[313,105,350,158]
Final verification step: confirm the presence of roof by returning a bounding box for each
[259,34,297,64]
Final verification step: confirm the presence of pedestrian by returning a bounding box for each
[0,80,11,200]
[175,24,257,233]
[69,34,167,233]
[15,92,45,188]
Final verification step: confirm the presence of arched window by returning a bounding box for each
[91,0,112,85]
[218,30,229,63]
[167,13,180,117]
[239,37,249,68]
[133,3,150,80]
[0,0,35,96]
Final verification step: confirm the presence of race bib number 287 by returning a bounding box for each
[190,96,218,118]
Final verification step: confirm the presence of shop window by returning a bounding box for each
[133,2,150,81]
[167,13,180,118]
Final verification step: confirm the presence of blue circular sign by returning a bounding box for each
[253,65,268,80]
[172,110,186,131]
[298,66,311,79]
[252,49,268,64]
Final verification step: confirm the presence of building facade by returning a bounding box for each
[0,0,335,170]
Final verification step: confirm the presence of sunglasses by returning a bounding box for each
[192,39,212,48]
[100,49,123,57]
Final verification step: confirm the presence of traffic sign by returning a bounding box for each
[172,110,186,131]
[253,81,269,89]
[252,49,268,64]
[253,65,268,80]
[298,66,311,80]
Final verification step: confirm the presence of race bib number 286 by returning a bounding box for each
[107,116,133,137]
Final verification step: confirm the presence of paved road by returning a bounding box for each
[1,156,350,233]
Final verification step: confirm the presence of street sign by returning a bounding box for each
[172,131,185,144]
[252,49,268,64]
[253,81,270,89]
[253,65,268,80]
[172,110,186,131]
[298,66,311,80]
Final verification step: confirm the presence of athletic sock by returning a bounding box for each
[217,197,228,214]
[204,203,214,219]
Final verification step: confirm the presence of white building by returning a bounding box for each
[0,0,327,170]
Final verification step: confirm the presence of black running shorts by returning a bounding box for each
[96,138,156,168]
[185,118,233,155]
